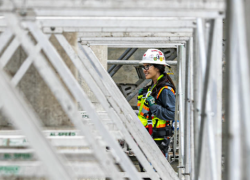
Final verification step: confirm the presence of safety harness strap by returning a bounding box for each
[156,86,175,99]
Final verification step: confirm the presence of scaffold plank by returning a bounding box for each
[79,45,179,180]
[25,21,141,180]
[0,134,122,147]
[0,161,106,178]
[0,161,153,178]
[0,67,73,180]
[4,13,124,180]
[55,34,161,180]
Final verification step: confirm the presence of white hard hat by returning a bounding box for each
[139,49,170,67]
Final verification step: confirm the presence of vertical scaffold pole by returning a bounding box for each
[225,0,250,179]
[184,40,191,180]
[192,28,201,170]
[195,18,222,180]
[214,19,223,180]
[189,36,195,180]
[173,47,179,161]
[177,45,185,179]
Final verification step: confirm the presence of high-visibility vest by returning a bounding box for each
[137,81,175,140]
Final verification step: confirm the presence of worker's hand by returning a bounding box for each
[138,88,143,95]
[146,96,155,107]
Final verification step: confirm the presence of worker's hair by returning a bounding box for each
[151,64,176,96]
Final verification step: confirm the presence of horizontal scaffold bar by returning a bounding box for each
[0,133,122,147]
[0,0,225,18]
[42,27,194,33]
[105,44,180,48]
[1,0,225,9]
[107,60,177,66]
[79,37,190,41]
[78,37,189,46]
[0,18,197,28]
[0,161,151,178]
[77,32,193,37]
[80,41,186,46]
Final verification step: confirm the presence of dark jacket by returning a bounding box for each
[149,82,176,121]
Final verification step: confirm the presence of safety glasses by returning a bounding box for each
[141,64,153,71]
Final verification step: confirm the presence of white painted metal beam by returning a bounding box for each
[78,32,193,37]
[79,45,179,180]
[104,44,181,48]
[5,13,123,180]
[26,22,141,180]
[80,37,190,41]
[0,18,197,28]
[35,10,225,18]
[0,28,13,53]
[80,41,186,46]
[0,69,73,180]
[1,0,225,9]
[42,27,194,33]
[55,34,161,180]
[107,60,177,66]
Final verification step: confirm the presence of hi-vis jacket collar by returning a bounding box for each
[144,74,164,98]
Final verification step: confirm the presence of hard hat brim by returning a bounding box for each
[139,60,170,67]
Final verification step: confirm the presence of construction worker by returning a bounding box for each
[137,49,176,160]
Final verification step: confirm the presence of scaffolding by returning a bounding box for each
[0,0,249,180]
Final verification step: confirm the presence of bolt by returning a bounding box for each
[177,166,185,168]
[19,11,27,16]
[50,27,56,31]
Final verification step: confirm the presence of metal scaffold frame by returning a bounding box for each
[1,0,249,180]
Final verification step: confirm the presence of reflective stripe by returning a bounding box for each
[156,86,175,99]
[139,112,150,119]
[171,88,175,95]
[145,123,166,128]
[141,108,149,115]
[157,124,166,128]
[154,138,164,141]
[143,105,149,111]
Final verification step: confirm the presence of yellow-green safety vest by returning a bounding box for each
[137,75,175,140]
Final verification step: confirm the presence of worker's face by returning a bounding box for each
[142,63,159,80]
